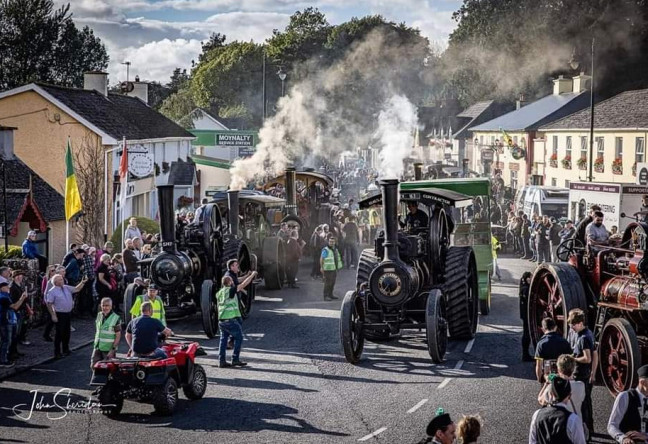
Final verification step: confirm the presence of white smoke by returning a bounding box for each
[375,95,418,179]
[229,29,424,190]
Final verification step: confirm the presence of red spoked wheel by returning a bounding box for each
[599,318,640,396]
[527,263,587,345]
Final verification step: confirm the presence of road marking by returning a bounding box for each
[407,399,428,414]
[464,339,475,354]
[358,427,387,441]
[438,360,464,389]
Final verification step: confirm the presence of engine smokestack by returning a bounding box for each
[227,190,240,236]
[285,167,297,216]
[414,163,423,181]
[157,185,177,253]
[380,179,400,261]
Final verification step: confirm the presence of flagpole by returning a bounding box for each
[104,147,108,243]
[121,136,126,246]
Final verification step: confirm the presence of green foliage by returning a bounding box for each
[159,88,196,127]
[110,217,160,252]
[266,7,330,65]
[0,0,108,90]
[0,245,23,262]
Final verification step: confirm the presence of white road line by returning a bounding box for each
[464,339,475,354]
[438,360,465,389]
[407,399,428,414]
[358,427,387,441]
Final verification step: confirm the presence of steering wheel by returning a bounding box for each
[557,238,585,262]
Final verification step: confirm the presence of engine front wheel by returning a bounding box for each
[200,280,218,339]
[426,289,448,364]
[599,318,641,396]
[340,291,365,364]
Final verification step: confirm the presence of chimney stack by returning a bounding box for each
[572,72,591,93]
[127,80,149,105]
[516,94,527,110]
[83,71,108,97]
[553,75,573,95]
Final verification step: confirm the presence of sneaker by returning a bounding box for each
[70,326,77,332]
[329,295,340,300]
[20,340,31,346]
[350,265,355,269]
[219,362,232,368]
[231,361,248,367]
[0,361,15,368]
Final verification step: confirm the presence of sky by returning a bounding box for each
[58,0,461,84]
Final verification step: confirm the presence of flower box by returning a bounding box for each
[632,162,637,176]
[561,156,572,169]
[594,156,605,173]
[576,157,587,170]
[612,158,623,175]
[549,153,558,168]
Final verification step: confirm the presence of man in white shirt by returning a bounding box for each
[608,364,648,444]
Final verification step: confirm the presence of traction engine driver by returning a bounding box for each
[400,201,428,232]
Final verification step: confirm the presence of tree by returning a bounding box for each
[168,68,189,94]
[199,32,227,63]
[159,88,196,128]
[0,0,108,90]
[266,7,330,66]
[72,131,105,246]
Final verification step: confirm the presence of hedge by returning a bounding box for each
[0,245,24,262]
[110,217,160,250]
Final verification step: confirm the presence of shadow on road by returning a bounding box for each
[207,376,318,393]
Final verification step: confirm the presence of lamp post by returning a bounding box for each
[1,158,7,251]
[569,38,595,182]
[277,68,287,96]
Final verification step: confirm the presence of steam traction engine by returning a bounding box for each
[125,185,255,339]
[528,222,648,394]
[339,179,479,364]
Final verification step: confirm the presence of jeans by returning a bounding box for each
[219,317,243,363]
[537,242,551,263]
[580,379,594,433]
[493,258,501,279]
[323,270,337,299]
[135,348,167,360]
[521,235,530,257]
[285,260,299,285]
[0,323,16,363]
[9,312,25,356]
[54,312,71,356]
[344,243,358,268]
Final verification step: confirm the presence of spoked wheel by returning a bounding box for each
[202,203,224,264]
[443,247,479,339]
[599,318,640,396]
[556,238,585,262]
[426,289,447,363]
[200,280,218,338]
[356,249,391,342]
[527,263,587,345]
[222,238,253,318]
[262,237,285,290]
[428,207,450,280]
[340,291,365,364]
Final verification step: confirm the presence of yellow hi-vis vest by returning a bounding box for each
[130,295,167,326]
[322,246,343,271]
[94,312,120,352]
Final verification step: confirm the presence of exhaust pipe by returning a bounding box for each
[157,185,177,253]
[379,179,400,261]
[227,190,239,237]
[414,163,423,181]
[285,167,297,216]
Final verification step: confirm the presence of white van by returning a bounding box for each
[518,186,569,219]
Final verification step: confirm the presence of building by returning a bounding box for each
[469,75,591,190]
[0,72,196,248]
[538,88,648,187]
[0,126,65,259]
[452,100,515,174]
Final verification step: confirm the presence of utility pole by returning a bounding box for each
[122,61,131,83]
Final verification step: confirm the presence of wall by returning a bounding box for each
[194,160,231,197]
[472,130,530,190]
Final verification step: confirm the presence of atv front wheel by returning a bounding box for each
[153,378,178,416]
[183,364,207,400]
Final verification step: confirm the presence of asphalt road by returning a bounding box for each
[0,255,617,443]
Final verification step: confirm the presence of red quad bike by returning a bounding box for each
[91,340,208,416]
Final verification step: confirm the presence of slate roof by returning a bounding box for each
[469,92,590,132]
[168,159,196,186]
[36,83,194,140]
[454,101,515,140]
[457,101,494,119]
[539,89,648,130]
[0,156,65,233]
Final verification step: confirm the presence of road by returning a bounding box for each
[0,255,616,443]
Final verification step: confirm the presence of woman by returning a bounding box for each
[457,415,481,444]
[141,244,153,260]
[111,254,125,299]
[96,254,116,310]
[95,241,114,270]
[45,274,86,358]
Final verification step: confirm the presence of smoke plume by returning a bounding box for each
[375,95,417,179]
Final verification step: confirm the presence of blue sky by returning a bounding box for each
[59,0,461,83]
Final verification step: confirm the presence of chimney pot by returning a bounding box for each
[126,81,149,105]
[553,76,573,95]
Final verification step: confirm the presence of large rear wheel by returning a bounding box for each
[262,237,285,290]
[200,280,218,339]
[443,247,479,339]
[426,289,447,364]
[222,238,253,318]
[527,263,587,345]
[599,318,641,396]
[340,291,365,364]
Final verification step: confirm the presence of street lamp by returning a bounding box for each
[277,68,287,96]
[569,39,595,182]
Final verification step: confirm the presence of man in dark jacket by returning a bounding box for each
[9,271,31,359]
[64,248,84,286]
[122,239,139,283]
[285,231,302,288]
[519,271,533,361]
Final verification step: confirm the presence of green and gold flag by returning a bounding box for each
[65,139,82,221]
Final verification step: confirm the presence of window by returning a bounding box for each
[513,135,518,146]
[596,137,604,157]
[615,137,623,159]
[636,137,645,163]
[552,135,558,155]
[480,135,484,146]
[566,136,572,158]
[490,135,495,145]
[510,170,518,190]
[565,180,570,188]
[551,178,557,186]
[580,136,587,159]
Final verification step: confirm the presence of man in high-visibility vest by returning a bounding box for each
[491,234,502,281]
[91,297,121,369]
[320,235,343,301]
[130,283,166,326]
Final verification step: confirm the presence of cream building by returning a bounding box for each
[538,89,648,187]
[469,75,591,191]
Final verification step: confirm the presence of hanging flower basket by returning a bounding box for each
[510,146,526,160]
[549,153,558,168]
[594,156,605,173]
[632,162,637,176]
[577,157,587,170]
[612,158,623,175]
[561,155,572,169]
[177,195,194,208]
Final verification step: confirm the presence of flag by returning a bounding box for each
[119,137,128,220]
[64,139,82,221]
[500,128,514,147]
